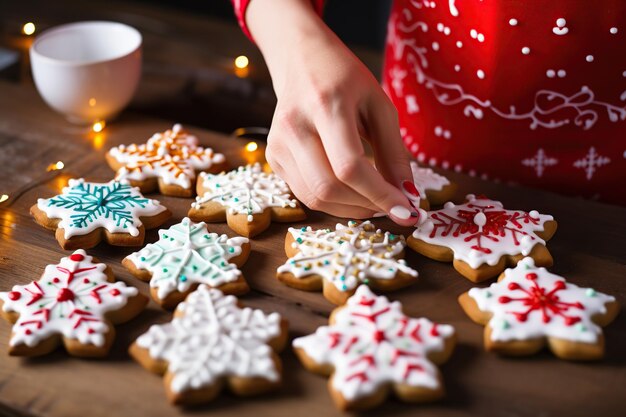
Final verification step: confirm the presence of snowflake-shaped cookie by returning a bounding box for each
[0,250,146,357]
[130,285,286,405]
[408,194,557,282]
[124,217,250,309]
[189,163,306,237]
[293,285,455,411]
[459,257,619,360]
[410,161,455,206]
[31,178,170,250]
[277,220,418,305]
[107,124,227,196]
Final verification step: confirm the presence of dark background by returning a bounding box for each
[135,0,393,50]
[0,0,392,135]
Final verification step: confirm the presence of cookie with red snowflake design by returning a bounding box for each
[408,194,557,282]
[293,285,455,411]
[106,124,228,197]
[458,257,619,360]
[0,250,147,357]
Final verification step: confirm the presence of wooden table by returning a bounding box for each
[0,81,625,417]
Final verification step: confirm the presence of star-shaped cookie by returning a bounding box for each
[130,285,288,406]
[31,178,171,250]
[408,194,557,282]
[123,217,250,309]
[0,250,147,357]
[458,257,619,360]
[277,220,418,305]
[106,124,227,197]
[293,285,455,411]
[189,163,306,237]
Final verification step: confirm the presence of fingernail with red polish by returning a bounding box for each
[401,180,421,200]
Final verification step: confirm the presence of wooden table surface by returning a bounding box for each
[0,81,625,417]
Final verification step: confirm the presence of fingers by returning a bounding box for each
[315,105,418,226]
[287,129,381,212]
[362,91,413,188]
[266,141,376,219]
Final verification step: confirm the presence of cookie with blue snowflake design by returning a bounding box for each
[31,178,171,250]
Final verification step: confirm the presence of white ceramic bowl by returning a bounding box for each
[30,21,142,123]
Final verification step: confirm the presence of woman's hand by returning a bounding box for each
[247,0,417,225]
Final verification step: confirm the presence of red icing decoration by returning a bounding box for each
[498,276,584,325]
[56,288,75,302]
[429,201,540,254]
[70,253,85,262]
[335,290,444,385]
[373,330,385,343]
[83,278,90,284]
[8,291,20,301]
[53,278,60,283]
[110,288,121,296]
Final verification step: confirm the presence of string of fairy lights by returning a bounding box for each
[0,22,259,207]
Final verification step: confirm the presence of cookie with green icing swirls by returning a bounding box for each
[30,178,171,250]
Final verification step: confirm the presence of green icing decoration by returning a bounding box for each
[46,180,151,231]
[129,218,248,300]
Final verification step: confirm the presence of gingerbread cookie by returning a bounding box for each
[408,194,557,282]
[0,250,147,357]
[458,257,619,360]
[123,217,250,309]
[31,178,171,250]
[277,221,418,305]
[189,163,306,238]
[106,124,227,197]
[293,285,455,411]
[130,285,288,406]
[410,161,456,207]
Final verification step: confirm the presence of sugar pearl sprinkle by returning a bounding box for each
[610,27,618,34]
[477,69,485,79]
[586,55,594,62]
[509,18,518,27]
[522,47,530,55]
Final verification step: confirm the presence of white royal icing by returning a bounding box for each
[136,285,282,393]
[109,124,226,189]
[468,257,616,344]
[125,218,248,300]
[0,250,138,347]
[192,163,298,223]
[412,194,554,269]
[411,161,451,193]
[277,221,418,292]
[37,178,166,239]
[293,286,454,401]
